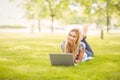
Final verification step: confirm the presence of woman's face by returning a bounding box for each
[67,31,77,45]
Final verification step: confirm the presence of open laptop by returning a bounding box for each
[49,53,76,66]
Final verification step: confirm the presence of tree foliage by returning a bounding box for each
[73,0,120,31]
[10,0,120,32]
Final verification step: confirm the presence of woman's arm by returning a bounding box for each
[62,49,65,53]
[76,48,85,63]
[61,41,65,53]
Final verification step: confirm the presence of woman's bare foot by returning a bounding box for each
[83,24,88,37]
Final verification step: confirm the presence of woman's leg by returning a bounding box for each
[81,37,94,57]
[83,24,88,37]
[82,24,94,57]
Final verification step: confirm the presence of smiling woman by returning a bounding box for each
[61,28,94,63]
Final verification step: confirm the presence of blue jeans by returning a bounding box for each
[81,37,94,57]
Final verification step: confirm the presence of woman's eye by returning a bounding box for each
[73,35,76,38]
[69,34,71,37]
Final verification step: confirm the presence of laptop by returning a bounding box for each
[49,53,76,66]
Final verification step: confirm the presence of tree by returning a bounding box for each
[33,0,48,32]
[10,0,70,32]
[22,0,48,32]
[44,0,69,32]
[73,0,120,32]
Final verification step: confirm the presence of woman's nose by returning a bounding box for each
[70,36,73,39]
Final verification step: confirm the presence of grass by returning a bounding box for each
[0,32,120,80]
[0,25,26,29]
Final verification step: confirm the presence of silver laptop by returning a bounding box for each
[49,53,75,66]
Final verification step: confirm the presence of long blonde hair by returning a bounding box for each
[65,28,81,57]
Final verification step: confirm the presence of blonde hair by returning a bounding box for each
[65,28,81,57]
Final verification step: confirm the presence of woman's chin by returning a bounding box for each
[68,42,74,44]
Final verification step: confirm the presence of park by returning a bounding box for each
[0,32,120,80]
[0,0,120,80]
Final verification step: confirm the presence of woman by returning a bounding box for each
[61,28,93,63]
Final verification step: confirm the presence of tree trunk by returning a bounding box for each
[106,0,110,32]
[31,20,34,33]
[106,16,110,32]
[51,16,54,32]
[38,20,41,32]
[101,29,104,39]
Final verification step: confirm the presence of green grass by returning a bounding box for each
[0,25,26,29]
[0,32,120,80]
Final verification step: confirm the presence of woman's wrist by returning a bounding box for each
[75,60,81,63]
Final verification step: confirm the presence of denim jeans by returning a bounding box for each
[81,37,94,57]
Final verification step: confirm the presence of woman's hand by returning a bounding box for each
[75,60,81,63]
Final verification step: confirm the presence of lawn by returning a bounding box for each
[0,32,120,80]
